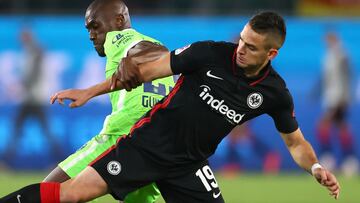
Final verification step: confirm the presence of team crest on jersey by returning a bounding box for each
[175,44,191,55]
[247,92,263,109]
[112,34,124,44]
[107,161,121,175]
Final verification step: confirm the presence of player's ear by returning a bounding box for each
[268,48,278,60]
[115,14,125,28]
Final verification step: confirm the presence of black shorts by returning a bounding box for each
[90,136,224,203]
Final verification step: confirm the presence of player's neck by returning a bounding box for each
[243,61,269,78]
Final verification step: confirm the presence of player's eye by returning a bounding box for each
[92,23,100,30]
[248,45,256,51]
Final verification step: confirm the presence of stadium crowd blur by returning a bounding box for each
[0,0,359,177]
[1,0,295,14]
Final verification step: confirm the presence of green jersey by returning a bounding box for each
[60,28,174,182]
[101,29,175,136]
[59,29,173,203]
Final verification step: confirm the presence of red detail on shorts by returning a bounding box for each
[249,69,270,86]
[232,47,238,75]
[88,135,126,166]
[129,76,185,135]
[40,182,60,203]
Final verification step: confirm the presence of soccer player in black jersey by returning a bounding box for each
[1,11,340,203]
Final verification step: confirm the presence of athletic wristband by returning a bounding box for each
[311,163,323,175]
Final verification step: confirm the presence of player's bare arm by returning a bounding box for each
[111,41,168,90]
[51,42,172,108]
[111,42,173,91]
[280,128,340,199]
[50,79,113,108]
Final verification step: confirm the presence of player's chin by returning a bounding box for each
[96,48,106,57]
[237,62,249,69]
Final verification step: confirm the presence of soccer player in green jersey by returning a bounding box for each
[43,0,175,202]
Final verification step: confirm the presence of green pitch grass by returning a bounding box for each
[0,171,359,203]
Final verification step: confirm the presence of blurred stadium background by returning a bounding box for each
[0,0,360,202]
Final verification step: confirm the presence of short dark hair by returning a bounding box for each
[249,11,286,49]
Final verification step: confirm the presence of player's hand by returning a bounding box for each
[111,56,142,91]
[50,89,91,108]
[313,168,340,199]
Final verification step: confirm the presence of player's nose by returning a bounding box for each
[89,31,96,41]
[237,44,246,55]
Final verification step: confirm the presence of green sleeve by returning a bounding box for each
[104,29,162,78]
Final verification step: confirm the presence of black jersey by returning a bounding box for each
[128,41,298,167]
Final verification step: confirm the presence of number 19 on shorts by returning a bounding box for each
[195,165,219,191]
